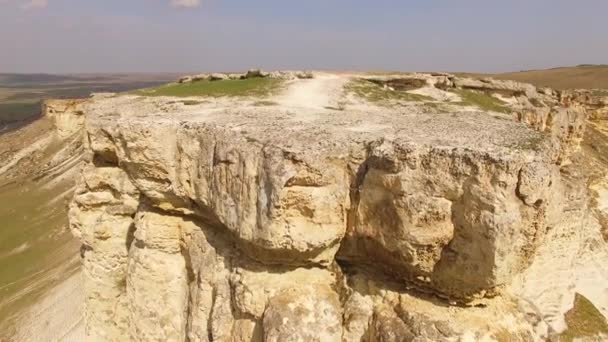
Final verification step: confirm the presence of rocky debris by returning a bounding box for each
[176,69,315,84]
[67,72,608,341]
[273,70,314,80]
[244,68,267,79]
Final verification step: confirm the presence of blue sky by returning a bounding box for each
[0,0,606,73]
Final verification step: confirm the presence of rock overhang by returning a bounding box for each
[79,92,559,299]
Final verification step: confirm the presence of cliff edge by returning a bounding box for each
[68,72,607,341]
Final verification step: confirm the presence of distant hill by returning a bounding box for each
[0,73,180,128]
[461,64,608,90]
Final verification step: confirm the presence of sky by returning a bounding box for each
[0,0,607,74]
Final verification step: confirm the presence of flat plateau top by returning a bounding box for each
[85,73,550,161]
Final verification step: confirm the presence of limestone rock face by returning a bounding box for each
[43,99,87,139]
[209,73,229,81]
[562,89,608,121]
[454,77,539,98]
[68,73,606,341]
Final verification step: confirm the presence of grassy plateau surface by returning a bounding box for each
[134,78,284,98]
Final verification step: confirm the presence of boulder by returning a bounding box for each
[295,70,314,79]
[192,73,209,82]
[177,75,192,83]
[209,73,229,81]
[228,73,245,80]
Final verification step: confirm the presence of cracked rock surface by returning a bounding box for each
[69,73,606,341]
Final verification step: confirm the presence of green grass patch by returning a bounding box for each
[345,78,433,104]
[134,78,283,98]
[452,89,510,113]
[560,293,608,342]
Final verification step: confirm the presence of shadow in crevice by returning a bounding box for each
[336,258,451,309]
[125,222,136,252]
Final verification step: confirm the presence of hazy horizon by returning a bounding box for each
[1,65,608,77]
[1,0,607,74]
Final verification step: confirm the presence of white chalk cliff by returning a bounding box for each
[67,73,608,341]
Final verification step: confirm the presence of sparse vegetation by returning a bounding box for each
[422,102,451,113]
[0,179,79,336]
[252,100,279,106]
[134,78,283,98]
[560,293,608,342]
[167,100,208,106]
[345,78,433,104]
[452,89,510,113]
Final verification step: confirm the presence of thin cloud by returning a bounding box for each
[170,0,201,8]
[21,0,47,10]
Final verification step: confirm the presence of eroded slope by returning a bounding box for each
[0,100,86,340]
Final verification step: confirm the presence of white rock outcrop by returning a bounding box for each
[68,73,607,341]
[43,99,87,139]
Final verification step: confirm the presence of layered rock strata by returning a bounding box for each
[68,73,604,341]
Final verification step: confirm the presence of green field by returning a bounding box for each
[134,77,284,98]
